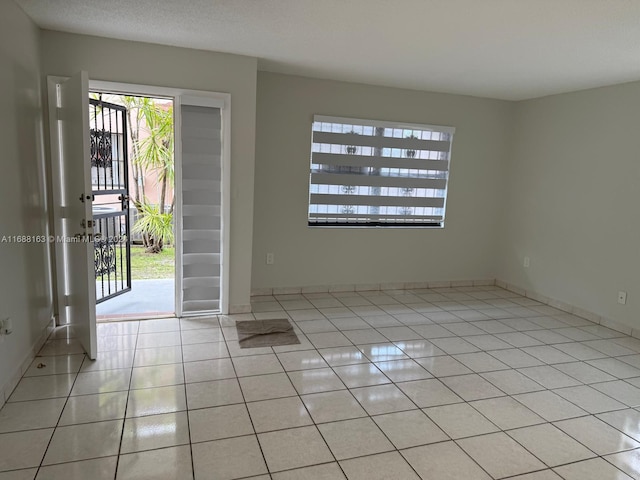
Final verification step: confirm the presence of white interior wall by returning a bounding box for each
[0,1,52,403]
[251,72,514,290]
[501,80,640,331]
[39,30,258,311]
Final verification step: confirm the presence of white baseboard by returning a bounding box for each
[229,304,252,314]
[0,317,55,408]
[251,278,496,297]
[498,280,636,338]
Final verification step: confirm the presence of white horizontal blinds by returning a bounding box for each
[309,115,455,226]
[180,104,222,313]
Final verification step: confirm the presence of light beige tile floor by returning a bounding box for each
[2,286,640,478]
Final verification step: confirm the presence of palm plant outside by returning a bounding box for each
[119,96,174,253]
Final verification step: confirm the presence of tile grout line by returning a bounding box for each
[220,314,273,479]
[179,317,197,480]
[113,320,140,480]
[265,310,352,479]
[33,350,86,478]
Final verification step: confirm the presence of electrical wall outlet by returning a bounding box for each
[523,256,530,268]
[266,253,274,265]
[618,291,627,305]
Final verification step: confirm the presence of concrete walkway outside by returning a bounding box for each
[96,278,174,319]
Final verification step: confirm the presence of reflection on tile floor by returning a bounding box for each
[2,286,640,478]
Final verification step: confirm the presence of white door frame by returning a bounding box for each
[47,72,98,358]
[47,76,70,326]
[85,80,231,316]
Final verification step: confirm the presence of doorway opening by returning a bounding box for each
[48,73,229,359]
[90,92,176,321]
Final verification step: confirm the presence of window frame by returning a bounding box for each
[308,115,455,228]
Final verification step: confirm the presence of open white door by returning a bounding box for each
[51,71,97,359]
[177,96,229,316]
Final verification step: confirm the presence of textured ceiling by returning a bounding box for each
[17,0,640,100]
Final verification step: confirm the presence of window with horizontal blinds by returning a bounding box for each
[308,115,455,227]
[180,104,222,314]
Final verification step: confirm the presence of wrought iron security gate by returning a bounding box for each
[89,97,132,303]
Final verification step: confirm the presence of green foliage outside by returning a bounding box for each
[131,201,174,252]
[92,93,175,253]
[125,96,175,253]
[129,246,175,279]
